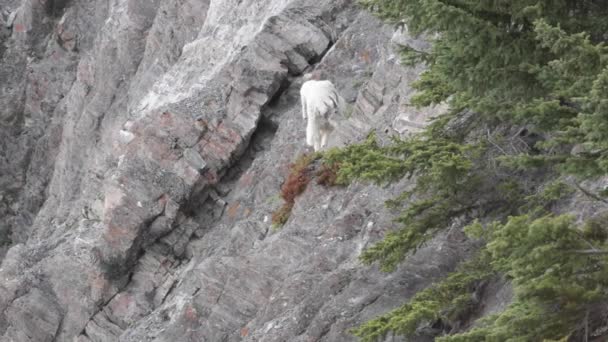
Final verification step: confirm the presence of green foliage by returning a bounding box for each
[339,133,604,340]
[362,0,608,178]
[539,180,574,202]
[360,197,459,272]
[361,0,608,115]
[581,212,608,243]
[352,255,494,342]
[487,215,605,304]
[398,45,432,67]
[356,212,608,342]
[340,0,608,340]
[271,203,292,228]
[438,301,569,342]
[323,133,409,185]
[324,131,479,192]
[324,130,484,271]
[316,161,341,187]
[520,180,575,215]
[441,214,608,341]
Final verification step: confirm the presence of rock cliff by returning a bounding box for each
[0,0,473,341]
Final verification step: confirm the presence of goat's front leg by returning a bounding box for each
[306,116,316,147]
[301,96,307,121]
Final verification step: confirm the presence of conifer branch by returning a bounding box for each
[572,249,608,255]
[572,182,608,204]
[486,129,508,155]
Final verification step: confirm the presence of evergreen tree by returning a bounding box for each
[362,0,608,172]
[321,0,608,340]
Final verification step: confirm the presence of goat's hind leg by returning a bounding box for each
[313,135,322,152]
[320,130,329,149]
[319,120,334,149]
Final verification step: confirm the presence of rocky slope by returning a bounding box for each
[0,0,476,341]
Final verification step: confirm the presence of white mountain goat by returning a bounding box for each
[300,73,346,151]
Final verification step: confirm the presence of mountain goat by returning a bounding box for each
[300,73,345,151]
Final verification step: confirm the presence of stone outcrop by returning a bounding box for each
[0,0,487,341]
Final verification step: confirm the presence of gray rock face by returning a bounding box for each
[0,0,482,341]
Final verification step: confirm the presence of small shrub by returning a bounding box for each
[281,167,311,203]
[316,161,341,186]
[271,153,319,228]
[271,203,293,228]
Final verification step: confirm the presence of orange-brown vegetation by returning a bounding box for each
[271,153,316,227]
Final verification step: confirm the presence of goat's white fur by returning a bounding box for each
[300,79,345,151]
